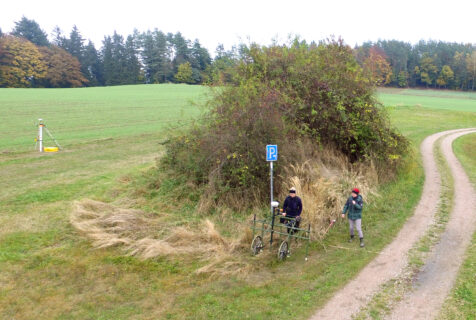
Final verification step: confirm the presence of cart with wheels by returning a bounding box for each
[250,201,311,261]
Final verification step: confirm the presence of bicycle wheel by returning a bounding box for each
[278,241,288,261]
[251,235,263,255]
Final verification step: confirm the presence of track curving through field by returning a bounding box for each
[310,128,476,320]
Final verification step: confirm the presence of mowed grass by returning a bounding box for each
[378,87,476,113]
[0,84,207,152]
[0,85,475,319]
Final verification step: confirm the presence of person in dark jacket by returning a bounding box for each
[342,188,364,247]
[281,187,303,233]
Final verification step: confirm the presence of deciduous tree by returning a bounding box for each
[0,36,46,87]
[362,47,392,86]
[418,54,438,87]
[38,45,87,87]
[175,62,193,83]
[436,65,454,88]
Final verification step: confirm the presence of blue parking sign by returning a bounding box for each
[266,145,278,161]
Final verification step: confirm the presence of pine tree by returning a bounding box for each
[83,40,103,86]
[124,35,142,84]
[172,32,190,80]
[154,30,173,83]
[12,16,49,46]
[51,26,66,47]
[140,31,158,83]
[66,26,84,60]
[102,36,114,86]
[140,30,172,83]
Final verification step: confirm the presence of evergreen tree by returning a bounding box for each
[51,26,66,47]
[102,36,115,86]
[154,30,173,83]
[140,31,158,83]
[111,32,126,84]
[66,25,84,60]
[172,32,190,79]
[83,40,103,86]
[102,31,130,85]
[0,28,3,37]
[191,39,211,70]
[124,35,142,84]
[140,30,172,83]
[12,16,49,46]
[189,39,211,83]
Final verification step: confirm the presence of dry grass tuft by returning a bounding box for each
[280,148,379,240]
[72,200,239,262]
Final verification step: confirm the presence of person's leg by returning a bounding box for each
[356,219,363,238]
[294,219,300,230]
[356,219,364,247]
[348,218,355,241]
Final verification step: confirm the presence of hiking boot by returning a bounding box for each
[360,238,365,247]
[348,235,354,243]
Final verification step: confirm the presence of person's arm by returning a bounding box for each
[283,198,288,215]
[342,198,349,217]
[297,198,303,215]
[353,197,363,210]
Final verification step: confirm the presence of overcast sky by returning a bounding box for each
[2,0,475,54]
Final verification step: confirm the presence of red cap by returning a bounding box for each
[352,188,360,194]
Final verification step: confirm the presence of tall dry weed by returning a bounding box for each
[71,199,252,276]
[279,148,379,240]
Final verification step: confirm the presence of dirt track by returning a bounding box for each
[310,129,476,320]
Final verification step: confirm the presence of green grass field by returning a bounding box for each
[0,84,206,152]
[378,88,476,113]
[0,85,475,319]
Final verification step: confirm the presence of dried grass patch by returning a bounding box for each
[71,199,255,277]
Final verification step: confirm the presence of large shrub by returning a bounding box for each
[161,39,408,209]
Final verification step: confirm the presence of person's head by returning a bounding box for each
[289,187,296,198]
[351,188,359,198]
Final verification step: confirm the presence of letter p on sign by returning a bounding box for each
[266,145,278,161]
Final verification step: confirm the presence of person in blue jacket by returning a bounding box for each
[281,187,303,233]
[342,188,365,247]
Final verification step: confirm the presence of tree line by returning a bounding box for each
[0,17,214,88]
[0,17,475,90]
[355,40,476,90]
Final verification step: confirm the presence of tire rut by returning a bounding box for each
[310,128,475,320]
[386,129,476,320]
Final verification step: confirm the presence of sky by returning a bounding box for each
[1,0,475,54]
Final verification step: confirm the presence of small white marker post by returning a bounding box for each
[38,119,44,152]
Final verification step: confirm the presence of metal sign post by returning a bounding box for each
[266,145,278,247]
